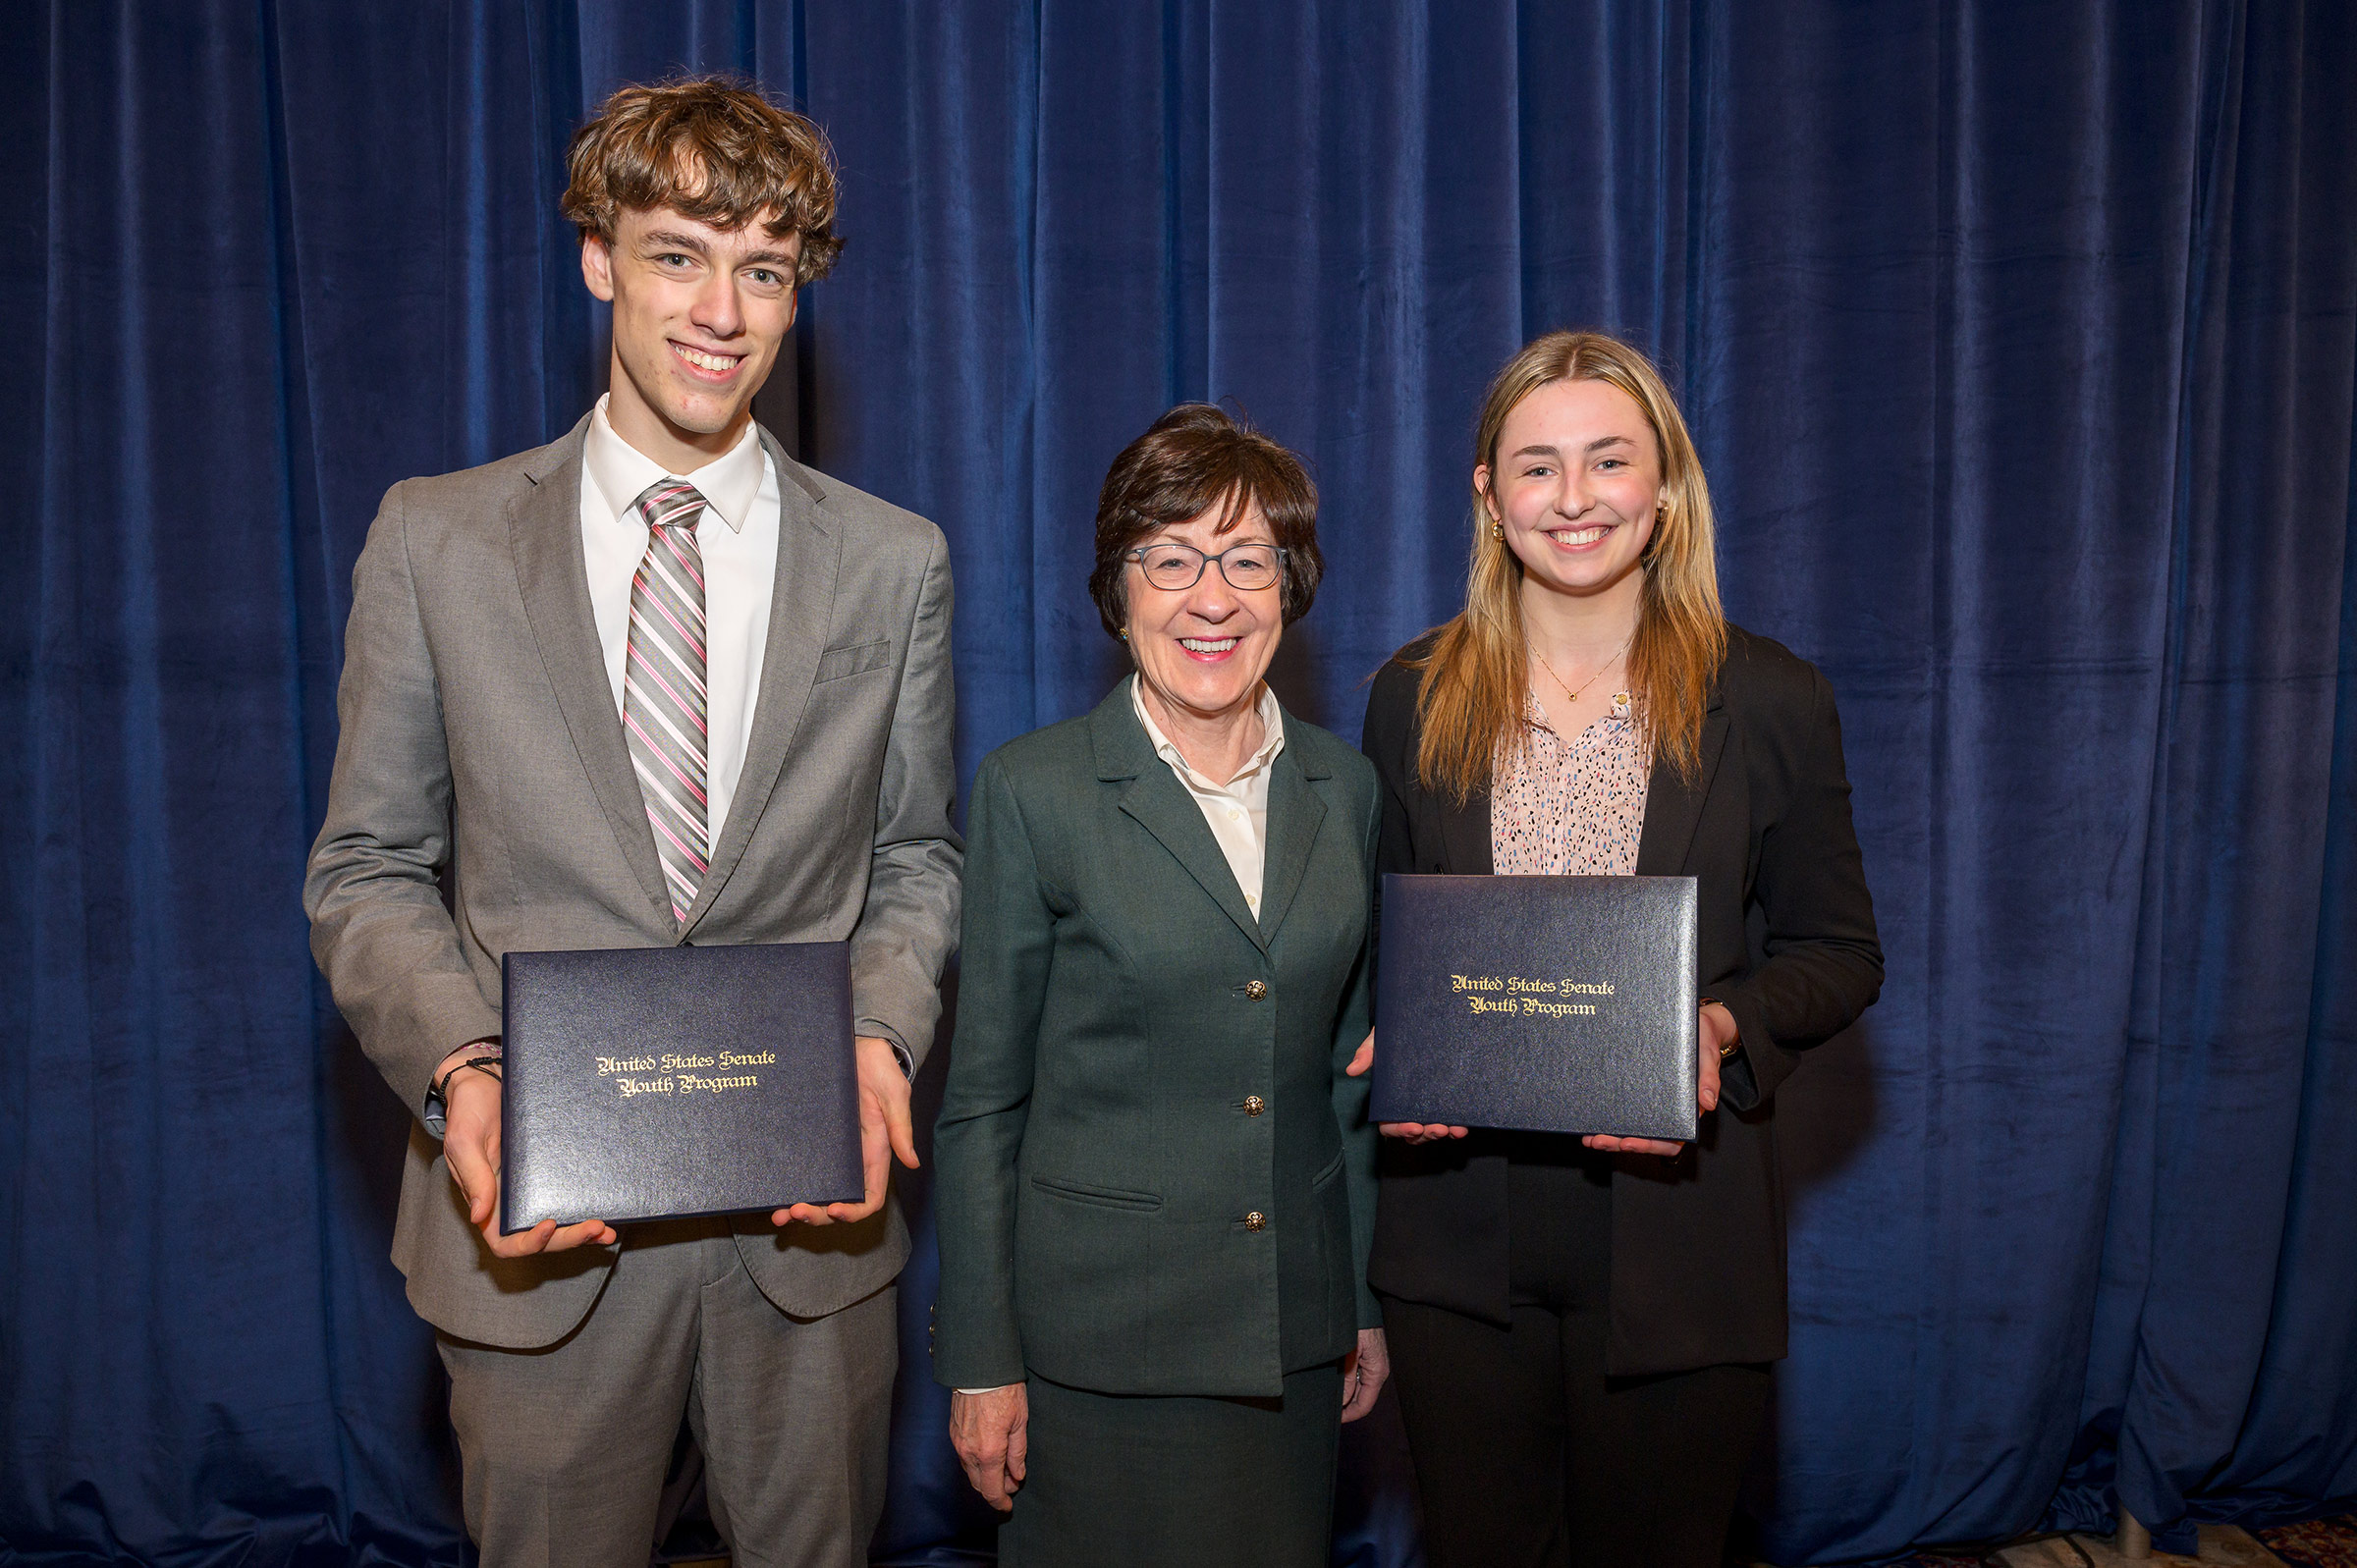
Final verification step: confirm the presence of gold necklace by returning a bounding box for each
[1530,628,1635,711]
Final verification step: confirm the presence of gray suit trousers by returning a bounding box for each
[438,1217,896,1568]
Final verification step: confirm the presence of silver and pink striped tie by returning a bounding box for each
[623,478,711,924]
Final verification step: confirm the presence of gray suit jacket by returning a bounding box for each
[303,414,961,1349]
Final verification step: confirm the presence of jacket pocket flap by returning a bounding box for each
[1029,1174,1163,1212]
[813,637,893,683]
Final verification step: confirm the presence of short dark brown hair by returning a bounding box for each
[562,77,843,284]
[1088,405,1324,640]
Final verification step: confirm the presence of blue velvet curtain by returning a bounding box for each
[4,3,2352,1564]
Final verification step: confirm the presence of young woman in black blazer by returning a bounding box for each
[1351,331,1883,1567]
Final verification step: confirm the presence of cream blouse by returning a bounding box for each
[1490,691,1649,876]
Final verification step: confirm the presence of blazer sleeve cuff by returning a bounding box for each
[930,1324,1026,1391]
[848,963,943,1074]
[854,1018,915,1080]
[386,983,507,1128]
[1714,989,1799,1113]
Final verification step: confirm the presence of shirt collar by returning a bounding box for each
[583,393,765,533]
[1130,675,1287,791]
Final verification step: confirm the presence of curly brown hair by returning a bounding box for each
[561,76,843,284]
[1087,405,1324,641]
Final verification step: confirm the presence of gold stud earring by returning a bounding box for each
[1490,519,1504,541]
[1119,628,1129,641]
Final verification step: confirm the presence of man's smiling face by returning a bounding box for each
[581,203,802,469]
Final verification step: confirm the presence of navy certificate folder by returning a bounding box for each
[499,942,864,1232]
[1371,874,1700,1141]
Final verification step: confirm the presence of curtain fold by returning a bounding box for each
[2057,0,2357,1551]
[3,4,2350,1564]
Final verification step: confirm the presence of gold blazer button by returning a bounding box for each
[1243,980,1268,1000]
[1243,1212,1267,1231]
[1243,1095,1266,1115]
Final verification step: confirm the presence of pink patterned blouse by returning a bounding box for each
[1491,691,1650,876]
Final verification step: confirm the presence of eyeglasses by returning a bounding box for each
[1124,541,1288,592]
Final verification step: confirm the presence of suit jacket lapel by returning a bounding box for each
[681,429,839,937]
[1255,734,1327,944]
[1093,688,1268,951]
[508,416,674,923]
[1634,696,1729,877]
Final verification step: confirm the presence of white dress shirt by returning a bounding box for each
[1130,675,1287,916]
[579,395,781,848]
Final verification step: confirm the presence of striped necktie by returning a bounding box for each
[623,478,711,925]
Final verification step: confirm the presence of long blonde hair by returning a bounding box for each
[1410,331,1727,800]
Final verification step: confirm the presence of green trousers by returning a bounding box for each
[1000,1362,1344,1568]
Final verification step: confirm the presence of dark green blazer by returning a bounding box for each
[931,681,1382,1398]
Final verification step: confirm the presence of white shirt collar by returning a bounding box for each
[582,393,766,534]
[1130,676,1287,791]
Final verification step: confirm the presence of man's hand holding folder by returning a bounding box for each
[769,1035,920,1227]
[436,1035,908,1244]
[437,1042,618,1257]
[432,939,894,1240]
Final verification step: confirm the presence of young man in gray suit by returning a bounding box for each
[303,80,959,1567]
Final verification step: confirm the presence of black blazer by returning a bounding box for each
[1362,624,1883,1376]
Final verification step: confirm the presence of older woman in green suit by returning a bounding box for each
[931,405,1387,1567]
